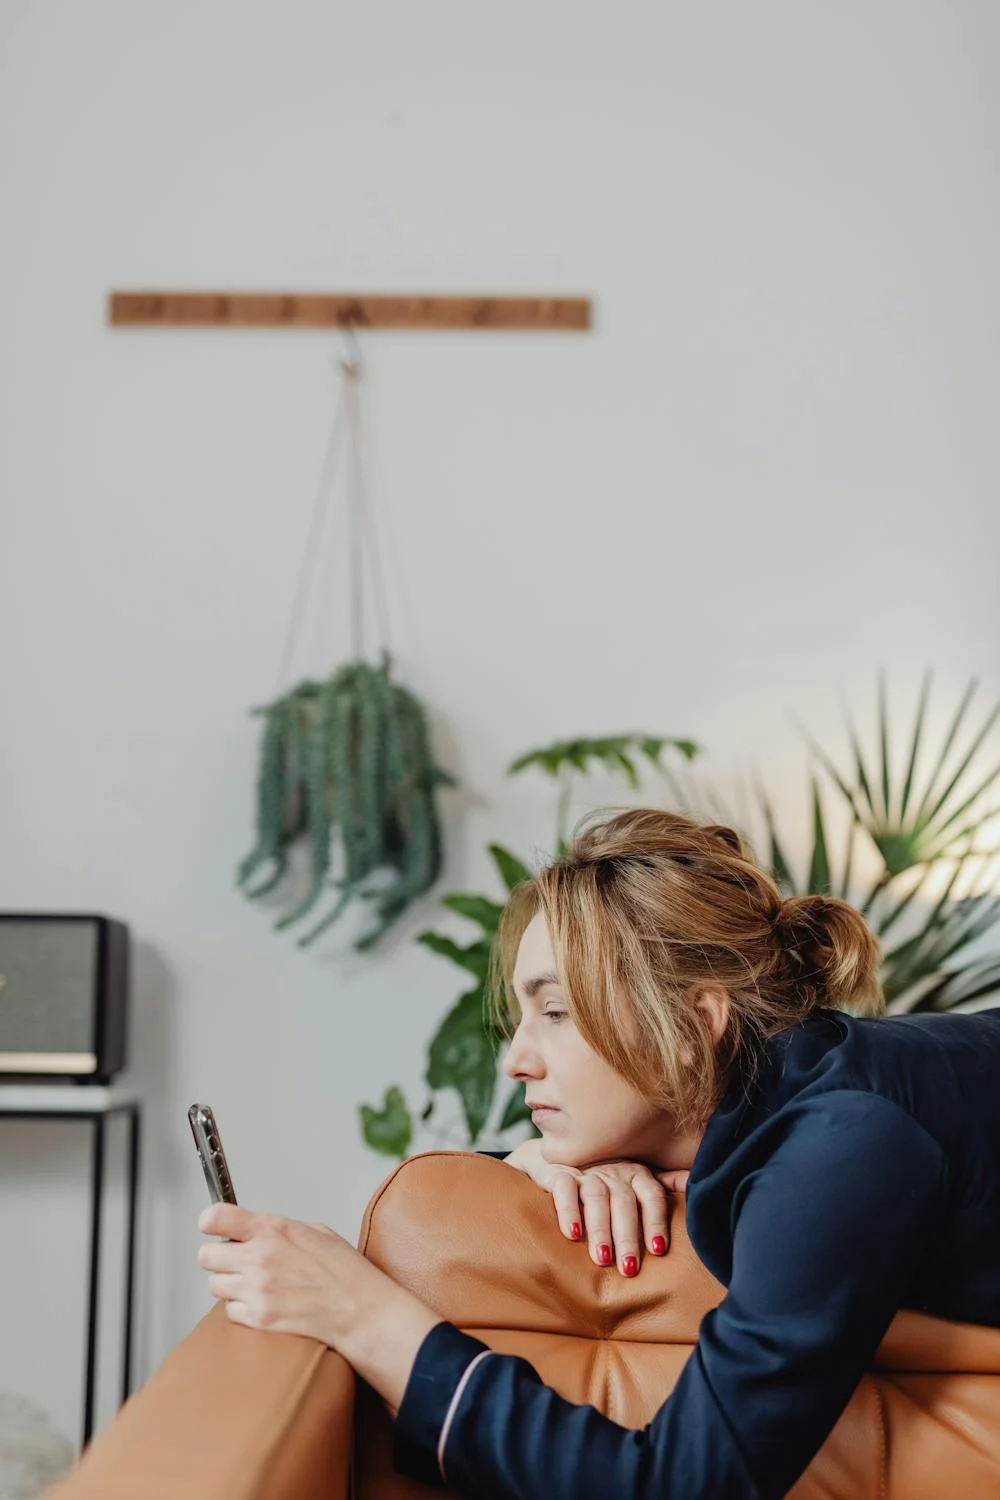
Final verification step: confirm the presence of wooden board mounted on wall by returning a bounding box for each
[108,292,592,332]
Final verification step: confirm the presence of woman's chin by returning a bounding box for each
[539,1135,588,1169]
[540,1133,647,1171]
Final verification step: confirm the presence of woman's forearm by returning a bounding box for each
[332,1265,443,1411]
[333,1142,541,1412]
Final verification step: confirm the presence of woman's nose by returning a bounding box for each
[502,1026,543,1081]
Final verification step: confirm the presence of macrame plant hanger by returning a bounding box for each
[107,288,592,949]
[237,332,453,951]
[273,332,391,688]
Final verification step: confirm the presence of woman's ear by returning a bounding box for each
[694,986,730,1045]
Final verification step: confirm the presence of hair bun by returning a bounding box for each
[774,893,882,1014]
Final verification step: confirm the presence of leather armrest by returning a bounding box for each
[44,1303,354,1500]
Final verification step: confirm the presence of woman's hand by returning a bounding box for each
[197,1203,377,1343]
[197,1203,441,1411]
[504,1138,690,1277]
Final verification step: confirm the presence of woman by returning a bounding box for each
[198,808,1000,1499]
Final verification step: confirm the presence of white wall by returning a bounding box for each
[2,0,999,1452]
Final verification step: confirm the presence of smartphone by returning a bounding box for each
[188,1103,238,1206]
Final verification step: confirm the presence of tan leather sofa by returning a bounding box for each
[45,1151,1000,1499]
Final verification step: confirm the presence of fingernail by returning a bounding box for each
[622,1254,638,1277]
[598,1243,613,1266]
[569,1222,582,1241]
[651,1235,666,1255]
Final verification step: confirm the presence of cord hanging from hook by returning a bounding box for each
[238,322,453,951]
[275,325,392,693]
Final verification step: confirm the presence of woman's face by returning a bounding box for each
[502,912,700,1171]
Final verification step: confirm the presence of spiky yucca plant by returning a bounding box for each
[662,674,1000,1015]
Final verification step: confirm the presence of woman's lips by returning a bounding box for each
[530,1106,559,1121]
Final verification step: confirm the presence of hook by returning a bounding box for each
[337,308,364,380]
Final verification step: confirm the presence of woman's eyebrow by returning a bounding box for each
[515,971,561,1000]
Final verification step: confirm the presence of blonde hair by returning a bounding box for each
[489,807,884,1130]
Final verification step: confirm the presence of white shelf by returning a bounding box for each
[0,1084,138,1113]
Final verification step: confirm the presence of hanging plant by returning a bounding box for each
[237,655,453,950]
[236,339,453,949]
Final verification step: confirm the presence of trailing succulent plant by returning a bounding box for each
[237,655,454,951]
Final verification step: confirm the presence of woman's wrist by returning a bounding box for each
[503,1136,543,1173]
[333,1264,441,1409]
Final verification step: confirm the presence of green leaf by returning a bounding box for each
[873,830,924,878]
[919,703,1000,838]
[637,735,701,766]
[508,733,701,783]
[801,721,868,828]
[909,678,978,832]
[899,670,931,823]
[359,1086,413,1158]
[905,958,1000,1013]
[488,843,533,892]
[881,862,967,997]
[844,715,878,824]
[425,989,499,1142]
[871,866,933,940]
[508,746,557,777]
[837,815,858,902]
[923,773,1000,849]
[439,893,505,933]
[498,1081,534,1131]
[757,786,797,895]
[878,670,891,823]
[807,780,831,894]
[416,930,491,980]
[858,869,891,921]
[612,751,640,788]
[673,739,701,762]
[567,742,592,774]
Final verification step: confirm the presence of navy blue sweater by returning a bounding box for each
[393,1008,1000,1499]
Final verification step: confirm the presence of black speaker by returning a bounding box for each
[0,914,130,1084]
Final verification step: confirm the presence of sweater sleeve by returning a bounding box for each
[393,1092,948,1500]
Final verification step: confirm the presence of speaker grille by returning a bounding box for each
[0,920,98,1053]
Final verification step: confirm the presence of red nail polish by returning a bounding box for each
[623,1254,638,1277]
[651,1235,666,1255]
[569,1222,582,1241]
[598,1243,612,1266]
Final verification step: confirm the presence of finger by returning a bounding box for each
[658,1170,690,1194]
[631,1169,670,1256]
[206,1271,243,1302]
[198,1241,246,1272]
[578,1176,614,1267]
[550,1171,584,1242]
[198,1204,261,1240]
[606,1181,643,1277]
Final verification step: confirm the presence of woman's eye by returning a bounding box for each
[544,1010,568,1024]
